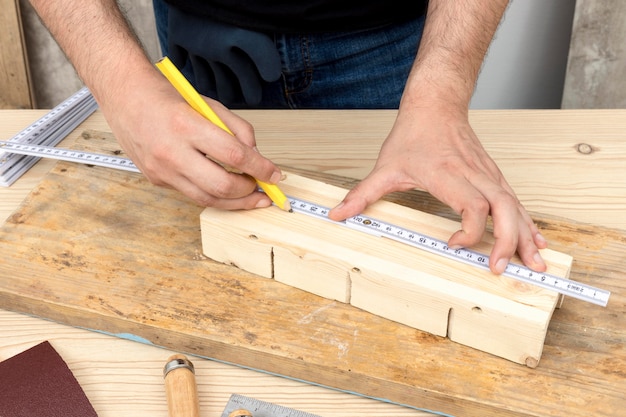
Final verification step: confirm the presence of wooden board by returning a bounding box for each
[0,309,434,417]
[0,0,33,109]
[201,173,571,367]
[0,130,624,417]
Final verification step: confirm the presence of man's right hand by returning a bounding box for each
[28,0,283,210]
[104,75,283,209]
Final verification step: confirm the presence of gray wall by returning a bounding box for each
[20,0,160,109]
[20,0,625,110]
[471,0,577,109]
[562,0,626,108]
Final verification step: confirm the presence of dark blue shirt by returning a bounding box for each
[164,0,428,33]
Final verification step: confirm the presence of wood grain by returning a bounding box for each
[164,354,200,417]
[0,130,623,417]
[0,0,33,109]
[0,110,110,224]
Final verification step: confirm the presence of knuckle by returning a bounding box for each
[142,164,167,185]
[211,176,237,199]
[141,163,168,186]
[239,119,255,136]
[467,195,490,215]
[195,194,218,207]
[169,105,194,129]
[224,144,248,167]
[141,145,177,179]
[146,175,166,187]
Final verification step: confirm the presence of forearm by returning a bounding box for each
[402,0,509,112]
[28,1,282,211]
[28,0,160,109]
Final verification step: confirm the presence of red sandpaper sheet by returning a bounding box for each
[0,341,98,417]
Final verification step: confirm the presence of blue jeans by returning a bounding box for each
[152,0,424,109]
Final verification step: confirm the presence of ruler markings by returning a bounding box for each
[0,141,140,173]
[1,105,98,176]
[1,102,98,177]
[222,394,322,417]
[0,87,98,186]
[288,197,610,307]
[1,86,93,149]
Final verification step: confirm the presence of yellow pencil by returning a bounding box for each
[155,56,291,212]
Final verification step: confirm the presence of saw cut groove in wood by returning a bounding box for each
[201,173,573,367]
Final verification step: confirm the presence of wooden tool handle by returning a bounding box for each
[228,410,253,417]
[163,354,200,417]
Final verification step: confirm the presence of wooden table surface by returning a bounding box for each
[4,109,626,229]
[1,109,625,417]
[0,110,433,417]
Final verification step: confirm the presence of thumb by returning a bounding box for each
[328,172,390,221]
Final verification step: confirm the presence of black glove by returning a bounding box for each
[167,6,282,106]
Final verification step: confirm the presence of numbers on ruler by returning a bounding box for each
[226,394,322,417]
[0,141,140,173]
[291,199,329,218]
[284,196,610,306]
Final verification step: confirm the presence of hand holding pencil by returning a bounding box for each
[155,57,291,212]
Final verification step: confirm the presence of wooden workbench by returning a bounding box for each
[1,109,624,417]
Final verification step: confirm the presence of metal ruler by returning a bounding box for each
[0,86,98,186]
[0,93,610,307]
[0,141,140,173]
[221,394,322,417]
[288,198,611,307]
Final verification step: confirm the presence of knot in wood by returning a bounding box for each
[576,143,595,155]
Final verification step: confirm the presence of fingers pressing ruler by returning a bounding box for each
[287,197,611,307]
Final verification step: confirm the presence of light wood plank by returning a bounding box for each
[0,0,33,108]
[201,173,571,367]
